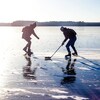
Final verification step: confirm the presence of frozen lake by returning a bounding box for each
[0,26,100,100]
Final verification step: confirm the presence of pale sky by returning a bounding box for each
[0,0,100,22]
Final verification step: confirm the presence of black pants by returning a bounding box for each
[23,37,31,53]
[66,37,77,55]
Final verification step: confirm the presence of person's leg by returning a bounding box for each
[23,38,31,53]
[27,40,31,53]
[27,40,34,56]
[23,40,28,53]
[71,38,78,55]
[66,40,71,56]
[72,47,78,55]
[23,46,27,52]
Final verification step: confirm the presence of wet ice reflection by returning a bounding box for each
[61,58,77,84]
[23,54,37,80]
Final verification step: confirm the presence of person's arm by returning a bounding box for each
[32,31,39,39]
[61,38,68,46]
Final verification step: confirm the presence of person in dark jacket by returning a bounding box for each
[22,22,39,56]
[60,26,78,57]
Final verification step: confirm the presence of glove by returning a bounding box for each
[37,37,39,39]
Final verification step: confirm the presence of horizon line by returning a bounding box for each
[0,20,100,23]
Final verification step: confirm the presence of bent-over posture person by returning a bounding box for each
[60,26,78,57]
[22,22,39,56]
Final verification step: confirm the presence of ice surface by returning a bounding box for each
[0,50,100,100]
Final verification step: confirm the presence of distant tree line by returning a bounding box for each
[0,20,100,26]
[11,21,100,26]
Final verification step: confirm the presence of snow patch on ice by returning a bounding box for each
[78,67,90,70]
[50,88,68,94]
[51,95,89,100]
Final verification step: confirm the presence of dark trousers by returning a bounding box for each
[66,37,77,55]
[23,38,31,53]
